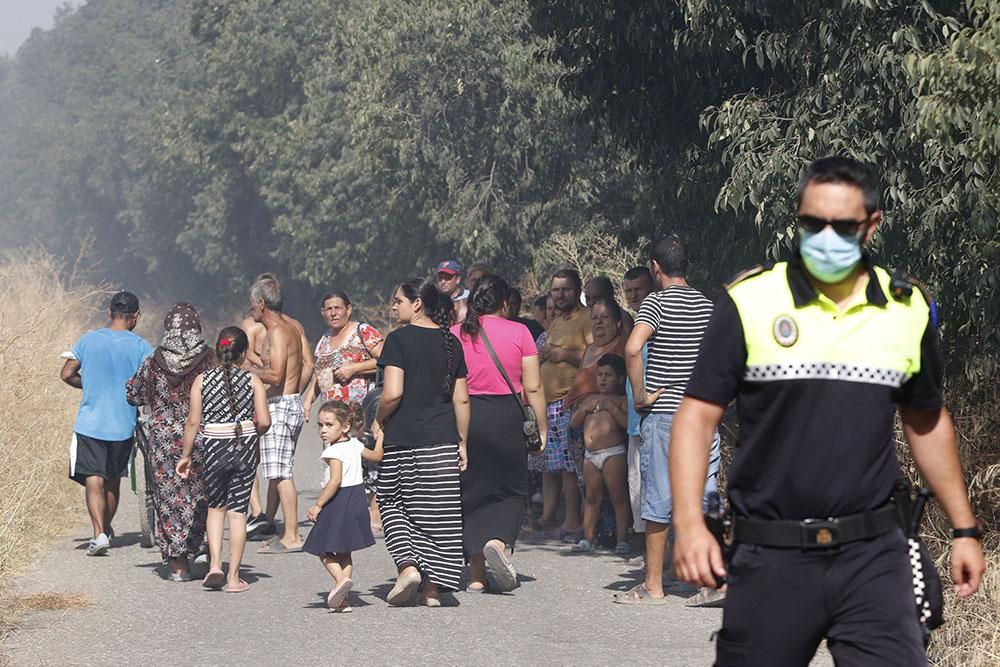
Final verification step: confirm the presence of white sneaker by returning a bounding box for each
[86,533,110,557]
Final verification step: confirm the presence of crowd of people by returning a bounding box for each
[59,157,987,664]
[60,236,720,610]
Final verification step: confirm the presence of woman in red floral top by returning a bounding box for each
[303,291,385,529]
[304,292,384,411]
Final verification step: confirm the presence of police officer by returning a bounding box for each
[669,157,985,665]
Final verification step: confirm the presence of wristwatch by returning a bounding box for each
[951,519,984,540]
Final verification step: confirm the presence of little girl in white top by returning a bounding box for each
[303,401,383,612]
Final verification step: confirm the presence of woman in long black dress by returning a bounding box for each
[452,276,548,592]
[374,279,470,607]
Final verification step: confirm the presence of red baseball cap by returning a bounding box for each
[436,260,461,276]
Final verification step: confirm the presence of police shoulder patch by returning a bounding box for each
[724,263,774,290]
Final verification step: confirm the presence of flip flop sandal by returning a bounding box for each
[202,570,225,589]
[569,539,594,553]
[614,542,631,556]
[465,582,487,594]
[386,569,422,606]
[332,604,353,614]
[224,579,250,593]
[258,540,303,554]
[685,586,727,608]
[326,578,353,609]
[612,583,668,605]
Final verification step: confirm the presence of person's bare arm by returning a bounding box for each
[242,318,264,367]
[521,355,548,449]
[251,375,272,435]
[606,395,630,430]
[452,378,470,471]
[568,398,592,429]
[176,374,204,478]
[308,459,343,521]
[60,358,82,389]
[298,327,314,393]
[361,431,385,463]
[302,371,318,421]
[902,406,986,598]
[670,395,728,588]
[253,327,289,387]
[626,323,663,411]
[374,365,404,427]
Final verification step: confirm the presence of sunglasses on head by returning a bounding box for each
[797,214,869,237]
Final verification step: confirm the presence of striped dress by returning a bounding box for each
[376,325,467,591]
[200,367,258,514]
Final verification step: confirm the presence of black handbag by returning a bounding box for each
[478,328,543,453]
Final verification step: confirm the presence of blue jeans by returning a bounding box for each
[639,412,720,524]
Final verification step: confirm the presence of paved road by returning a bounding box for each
[6,418,831,666]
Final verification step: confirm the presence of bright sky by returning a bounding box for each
[0,0,82,56]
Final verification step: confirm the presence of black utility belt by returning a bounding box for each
[733,504,899,549]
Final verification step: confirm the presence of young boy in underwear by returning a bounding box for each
[568,354,630,555]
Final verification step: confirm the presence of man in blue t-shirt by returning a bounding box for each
[61,291,153,556]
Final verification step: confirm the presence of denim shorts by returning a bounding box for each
[639,412,720,524]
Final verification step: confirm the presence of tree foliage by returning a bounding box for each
[0,0,996,385]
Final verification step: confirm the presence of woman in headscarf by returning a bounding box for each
[127,302,214,580]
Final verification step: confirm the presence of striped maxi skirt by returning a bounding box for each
[376,443,464,591]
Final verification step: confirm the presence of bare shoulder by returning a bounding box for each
[242,317,265,337]
[283,313,306,336]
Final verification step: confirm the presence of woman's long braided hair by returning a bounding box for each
[215,326,249,440]
[398,278,456,400]
[461,274,510,342]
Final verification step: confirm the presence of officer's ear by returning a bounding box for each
[862,211,881,245]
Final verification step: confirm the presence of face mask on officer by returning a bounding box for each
[798,216,871,283]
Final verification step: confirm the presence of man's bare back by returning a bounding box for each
[256,317,303,398]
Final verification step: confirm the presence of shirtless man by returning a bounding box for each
[568,354,631,555]
[247,278,307,552]
[241,273,314,537]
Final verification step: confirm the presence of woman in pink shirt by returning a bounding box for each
[452,275,548,593]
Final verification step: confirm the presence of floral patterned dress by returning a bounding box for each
[314,322,383,404]
[127,356,213,562]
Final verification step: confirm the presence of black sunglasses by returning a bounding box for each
[797,214,869,237]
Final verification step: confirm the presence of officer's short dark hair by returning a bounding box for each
[597,353,626,377]
[796,156,881,215]
[623,266,653,284]
[109,290,140,315]
[649,234,687,278]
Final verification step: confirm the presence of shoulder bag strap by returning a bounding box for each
[478,328,529,418]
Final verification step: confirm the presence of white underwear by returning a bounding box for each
[584,444,627,471]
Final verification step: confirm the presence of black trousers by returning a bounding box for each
[715,530,926,667]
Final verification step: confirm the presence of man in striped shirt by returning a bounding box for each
[615,235,720,604]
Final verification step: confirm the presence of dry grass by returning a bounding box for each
[0,253,108,635]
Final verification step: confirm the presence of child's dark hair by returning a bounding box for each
[597,353,626,377]
[396,278,456,400]
[318,400,364,436]
[216,326,249,440]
